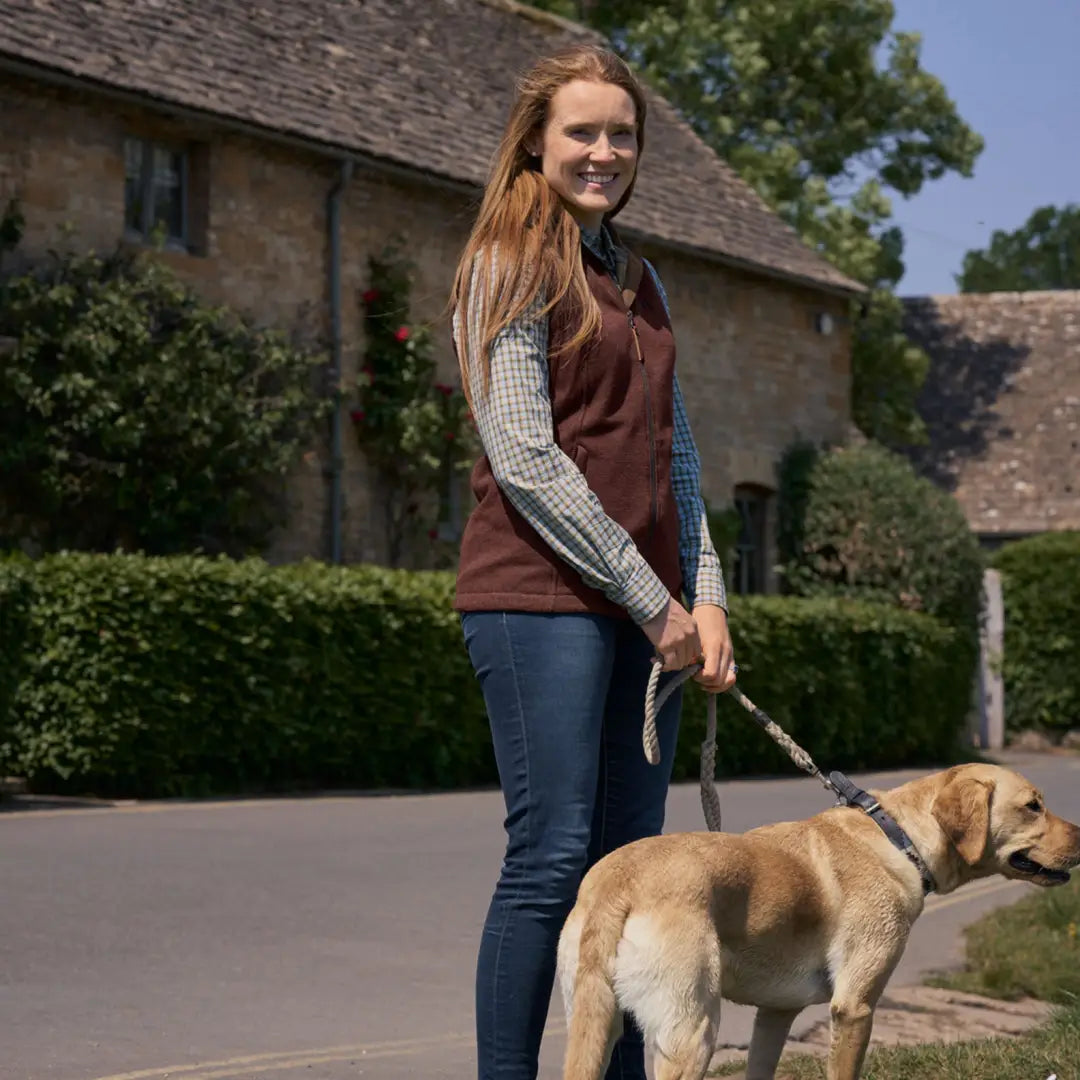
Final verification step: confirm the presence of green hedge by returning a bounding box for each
[0,554,490,796]
[675,595,972,780]
[0,555,973,797]
[0,555,33,756]
[993,532,1080,734]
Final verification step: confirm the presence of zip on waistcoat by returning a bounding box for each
[626,306,658,549]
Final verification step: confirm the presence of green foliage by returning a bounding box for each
[0,244,330,555]
[705,502,742,576]
[776,439,820,574]
[0,554,492,797]
[852,288,931,446]
[676,594,973,780]
[353,245,478,567]
[931,872,1080,1003]
[959,201,1080,295]
[0,555,33,750]
[0,197,24,265]
[993,532,1080,734]
[532,0,985,444]
[958,203,1080,293]
[0,555,972,797]
[778,442,984,636]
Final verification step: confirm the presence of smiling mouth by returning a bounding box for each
[1008,850,1072,884]
[579,172,617,187]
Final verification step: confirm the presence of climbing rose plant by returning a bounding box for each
[352,246,477,567]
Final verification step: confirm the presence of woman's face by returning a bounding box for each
[528,79,639,231]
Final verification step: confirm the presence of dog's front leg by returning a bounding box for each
[825,996,876,1080]
[745,1006,801,1080]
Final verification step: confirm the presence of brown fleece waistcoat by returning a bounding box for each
[454,246,682,618]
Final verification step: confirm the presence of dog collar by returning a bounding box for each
[829,771,936,895]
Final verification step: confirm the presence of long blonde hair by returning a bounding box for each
[450,44,647,403]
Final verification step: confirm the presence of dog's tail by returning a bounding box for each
[562,894,630,1080]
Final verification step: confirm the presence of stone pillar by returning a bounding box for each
[976,568,1005,750]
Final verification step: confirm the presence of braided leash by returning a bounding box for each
[644,657,839,831]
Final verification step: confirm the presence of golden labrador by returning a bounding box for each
[556,763,1080,1080]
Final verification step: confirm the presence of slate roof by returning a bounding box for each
[902,290,1080,537]
[0,0,861,295]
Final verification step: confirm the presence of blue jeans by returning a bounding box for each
[462,611,683,1080]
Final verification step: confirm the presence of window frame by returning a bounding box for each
[124,136,190,251]
[732,484,770,595]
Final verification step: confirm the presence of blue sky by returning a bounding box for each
[885,0,1079,296]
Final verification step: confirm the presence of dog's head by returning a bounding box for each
[931,764,1080,888]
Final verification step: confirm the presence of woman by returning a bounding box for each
[450,43,736,1080]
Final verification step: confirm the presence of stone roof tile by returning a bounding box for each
[902,290,1080,536]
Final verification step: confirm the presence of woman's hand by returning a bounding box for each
[641,597,701,671]
[692,604,736,693]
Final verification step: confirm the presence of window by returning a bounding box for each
[733,484,770,595]
[124,137,188,247]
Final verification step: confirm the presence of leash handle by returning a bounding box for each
[644,658,723,831]
[644,658,839,833]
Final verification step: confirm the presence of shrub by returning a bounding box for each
[0,556,33,752]
[0,556,973,798]
[0,244,331,555]
[993,531,1080,734]
[352,245,477,568]
[778,442,985,637]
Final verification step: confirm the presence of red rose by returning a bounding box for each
[428,528,438,540]
[394,326,410,343]
[362,288,380,304]
[435,383,454,397]
[349,409,365,423]
[444,431,455,441]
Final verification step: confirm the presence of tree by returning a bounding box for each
[957,204,1080,293]
[532,0,983,444]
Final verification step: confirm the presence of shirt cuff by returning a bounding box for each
[620,561,672,625]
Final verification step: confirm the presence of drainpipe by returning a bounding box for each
[327,159,354,564]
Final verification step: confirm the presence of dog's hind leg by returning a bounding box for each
[745,1007,801,1080]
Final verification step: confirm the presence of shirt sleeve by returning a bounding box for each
[671,374,728,611]
[456,275,671,625]
[643,258,728,612]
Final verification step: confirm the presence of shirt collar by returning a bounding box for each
[579,222,626,285]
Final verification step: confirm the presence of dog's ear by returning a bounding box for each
[932,777,992,866]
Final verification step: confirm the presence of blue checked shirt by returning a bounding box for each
[457,225,727,625]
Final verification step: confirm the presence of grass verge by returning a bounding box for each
[711,875,1080,1079]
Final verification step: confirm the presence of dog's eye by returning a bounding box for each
[1025,798,1043,813]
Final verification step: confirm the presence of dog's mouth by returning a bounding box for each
[1008,850,1072,885]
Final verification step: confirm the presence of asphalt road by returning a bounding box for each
[2,750,1077,1080]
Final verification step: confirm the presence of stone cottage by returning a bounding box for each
[903,290,1080,547]
[0,0,861,590]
